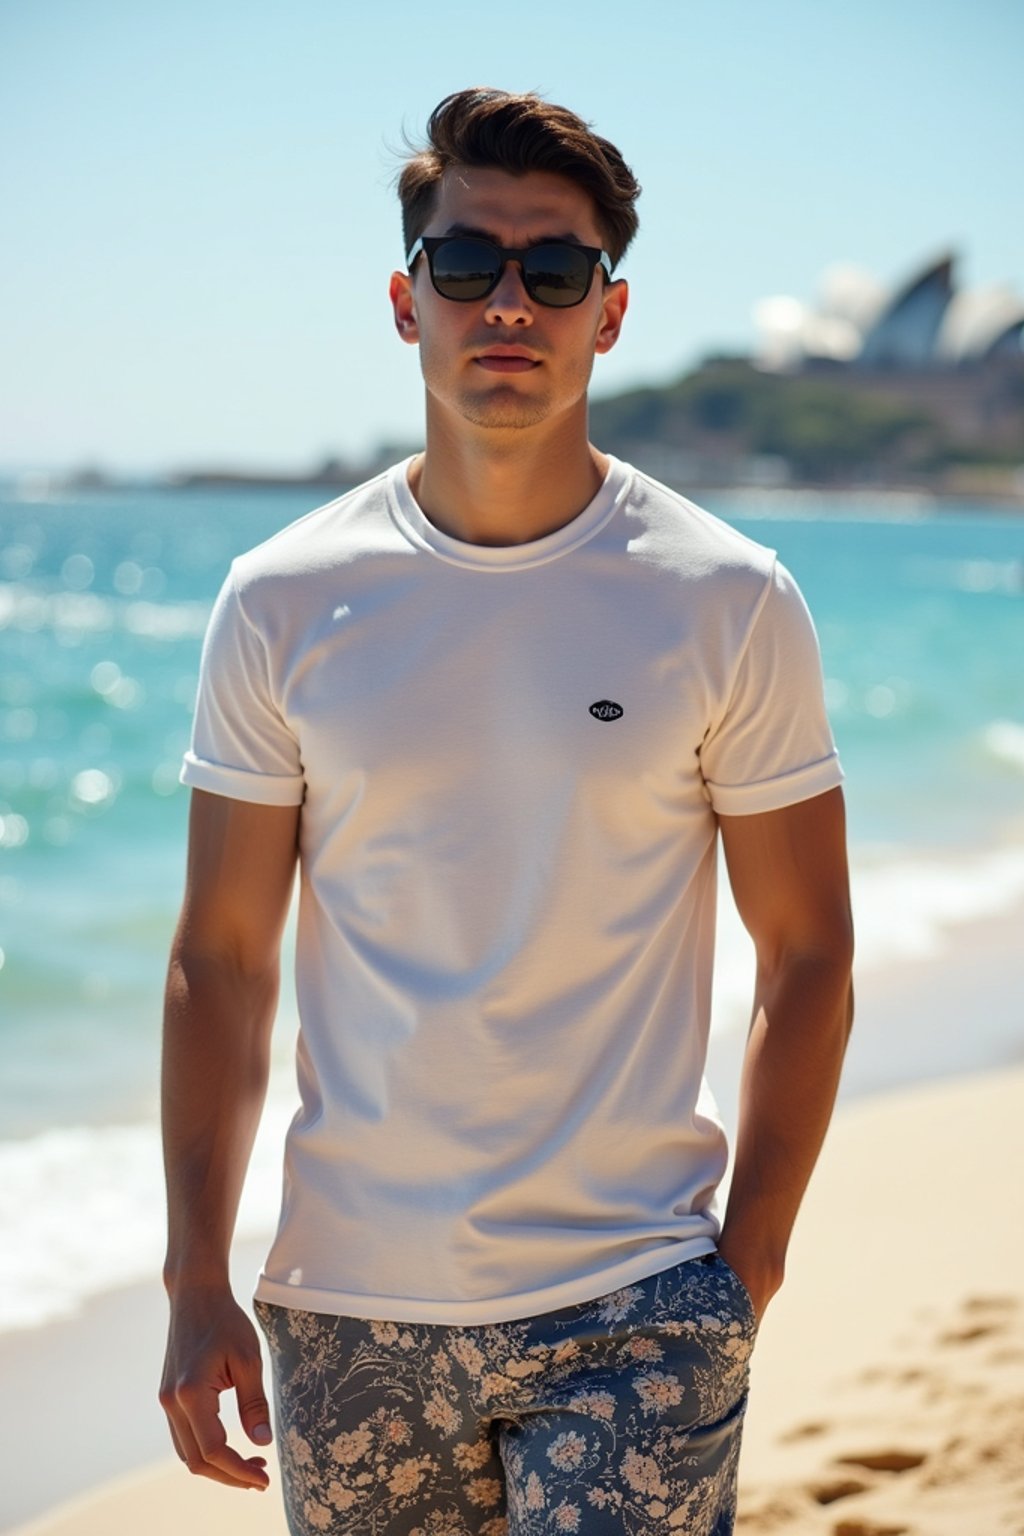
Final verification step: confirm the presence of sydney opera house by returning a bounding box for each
[754,253,1024,373]
[582,251,1024,500]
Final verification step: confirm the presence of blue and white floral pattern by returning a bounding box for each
[255,1253,756,1536]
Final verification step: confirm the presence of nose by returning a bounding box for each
[483,260,533,325]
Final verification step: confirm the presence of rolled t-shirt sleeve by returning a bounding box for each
[700,560,842,816]
[181,567,305,806]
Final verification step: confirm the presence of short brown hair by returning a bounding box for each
[397,87,641,270]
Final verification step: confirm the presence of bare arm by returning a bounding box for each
[159,788,299,1490]
[716,786,854,1321]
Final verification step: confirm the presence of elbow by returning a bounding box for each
[170,918,281,992]
[166,940,281,1040]
[758,916,855,1039]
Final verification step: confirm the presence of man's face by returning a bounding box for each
[390,166,628,433]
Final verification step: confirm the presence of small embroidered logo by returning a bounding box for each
[589,700,624,722]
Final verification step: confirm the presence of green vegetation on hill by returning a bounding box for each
[589,358,1024,485]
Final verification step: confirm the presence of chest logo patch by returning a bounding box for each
[589,700,624,722]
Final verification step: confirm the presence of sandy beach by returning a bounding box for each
[738,1066,1024,1533]
[5,910,1023,1536]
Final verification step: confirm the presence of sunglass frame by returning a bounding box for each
[405,235,613,308]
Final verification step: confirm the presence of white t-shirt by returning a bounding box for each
[182,456,842,1324]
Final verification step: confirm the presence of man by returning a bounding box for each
[160,87,853,1536]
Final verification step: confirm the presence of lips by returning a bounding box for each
[474,349,541,373]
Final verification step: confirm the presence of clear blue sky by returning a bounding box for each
[2,0,1022,475]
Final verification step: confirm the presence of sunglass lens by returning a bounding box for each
[523,244,592,306]
[430,239,501,301]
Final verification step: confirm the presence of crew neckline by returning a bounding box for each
[386,455,632,571]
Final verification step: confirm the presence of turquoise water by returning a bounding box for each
[751,502,1024,848]
[0,481,1022,1329]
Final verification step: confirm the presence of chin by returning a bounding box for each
[458,392,553,430]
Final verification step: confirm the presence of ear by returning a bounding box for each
[389,270,420,346]
[594,278,628,356]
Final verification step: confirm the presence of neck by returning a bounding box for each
[408,405,608,547]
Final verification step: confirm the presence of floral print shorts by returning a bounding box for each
[254,1252,758,1536]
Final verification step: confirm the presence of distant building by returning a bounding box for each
[858,255,955,369]
[755,252,1024,373]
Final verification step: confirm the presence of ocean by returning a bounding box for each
[1,478,1022,1333]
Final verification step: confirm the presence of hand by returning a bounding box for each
[715,1235,784,1326]
[159,1288,273,1491]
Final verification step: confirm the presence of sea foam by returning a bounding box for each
[711,839,1024,1033]
[0,1090,297,1332]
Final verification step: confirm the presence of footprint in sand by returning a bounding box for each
[778,1419,830,1443]
[940,1294,1019,1345]
[740,1294,1024,1533]
[962,1294,1018,1312]
[807,1475,872,1504]
[831,1522,911,1535]
[940,1321,1004,1343]
[834,1451,927,1474]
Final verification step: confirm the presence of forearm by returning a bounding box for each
[161,945,278,1295]
[720,949,853,1289]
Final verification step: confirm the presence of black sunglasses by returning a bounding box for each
[406,235,613,309]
